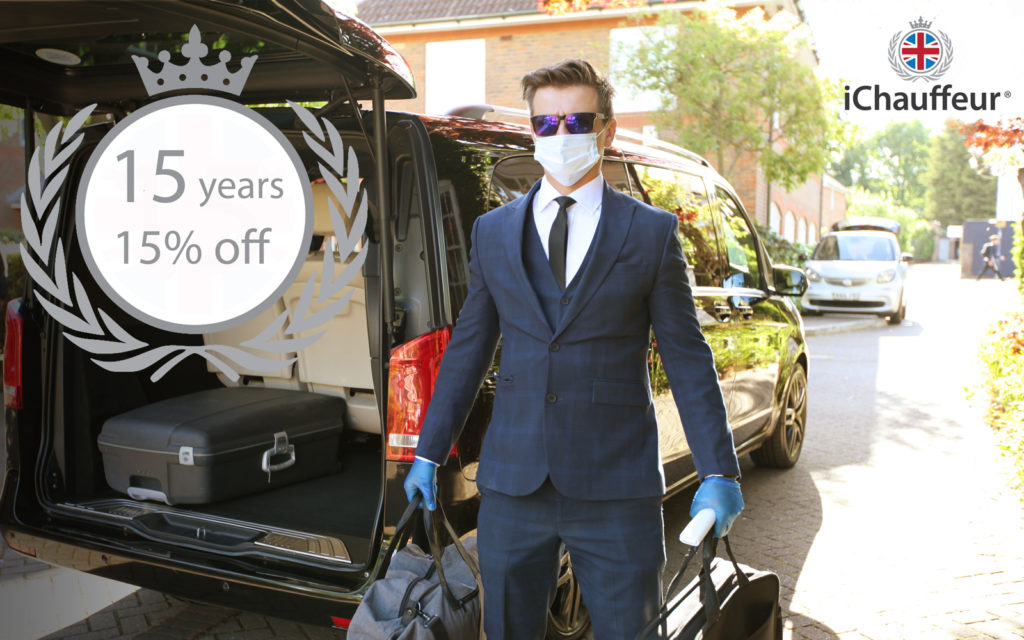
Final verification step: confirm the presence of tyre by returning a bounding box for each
[887,301,905,325]
[546,546,590,640]
[751,364,807,469]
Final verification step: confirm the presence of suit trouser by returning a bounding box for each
[977,261,1004,280]
[477,478,665,640]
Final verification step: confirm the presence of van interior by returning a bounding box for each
[39,111,433,571]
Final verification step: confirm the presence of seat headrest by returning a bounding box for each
[311,181,344,235]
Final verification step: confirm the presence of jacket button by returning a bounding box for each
[549,342,560,352]
[561,297,570,305]
[546,393,557,404]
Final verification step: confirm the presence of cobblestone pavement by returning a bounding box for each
[4,263,1024,639]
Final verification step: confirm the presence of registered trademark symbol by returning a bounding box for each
[1005,91,1012,98]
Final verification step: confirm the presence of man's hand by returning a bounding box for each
[404,459,438,511]
[690,476,743,538]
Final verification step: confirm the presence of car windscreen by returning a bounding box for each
[812,235,897,261]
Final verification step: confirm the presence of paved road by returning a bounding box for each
[4,263,1023,639]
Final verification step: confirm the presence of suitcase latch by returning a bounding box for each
[261,431,296,482]
[178,446,195,466]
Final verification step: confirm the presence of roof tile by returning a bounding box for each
[356,0,539,26]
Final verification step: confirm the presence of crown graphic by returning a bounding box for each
[909,17,932,29]
[131,25,257,97]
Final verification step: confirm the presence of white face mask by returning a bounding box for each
[533,125,607,187]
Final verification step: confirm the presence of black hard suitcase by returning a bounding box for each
[638,512,783,640]
[98,387,346,505]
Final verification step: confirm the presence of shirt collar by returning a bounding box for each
[536,174,605,215]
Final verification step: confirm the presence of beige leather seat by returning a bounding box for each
[204,181,379,433]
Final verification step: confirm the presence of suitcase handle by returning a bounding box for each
[261,431,296,479]
[679,509,715,547]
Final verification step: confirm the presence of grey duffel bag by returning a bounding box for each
[349,498,482,640]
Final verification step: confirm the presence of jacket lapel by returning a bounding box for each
[552,183,635,340]
[503,180,553,337]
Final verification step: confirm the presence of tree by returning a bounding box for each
[921,122,997,227]
[618,4,837,190]
[830,121,931,211]
[871,121,930,211]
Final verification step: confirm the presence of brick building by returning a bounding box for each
[356,0,847,244]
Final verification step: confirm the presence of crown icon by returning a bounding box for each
[132,25,257,97]
[909,17,932,29]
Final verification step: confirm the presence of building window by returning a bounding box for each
[783,211,796,242]
[808,224,817,245]
[797,218,807,245]
[769,202,781,234]
[425,39,486,115]
[609,27,666,113]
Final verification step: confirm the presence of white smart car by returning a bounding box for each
[801,226,912,324]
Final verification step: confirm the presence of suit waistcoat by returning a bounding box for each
[522,204,595,331]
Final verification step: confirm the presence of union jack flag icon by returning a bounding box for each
[901,30,941,73]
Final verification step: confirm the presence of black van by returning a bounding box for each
[0,2,808,636]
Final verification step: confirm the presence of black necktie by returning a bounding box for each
[549,196,575,290]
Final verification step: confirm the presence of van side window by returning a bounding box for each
[489,156,633,207]
[634,165,724,287]
[715,186,762,290]
[438,179,470,311]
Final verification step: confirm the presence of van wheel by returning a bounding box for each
[546,546,590,639]
[751,365,806,469]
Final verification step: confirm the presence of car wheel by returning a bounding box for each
[751,364,807,469]
[546,545,590,640]
[887,301,905,325]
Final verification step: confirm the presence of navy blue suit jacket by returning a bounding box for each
[416,180,741,500]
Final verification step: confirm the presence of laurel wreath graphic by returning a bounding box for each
[19,101,367,382]
[888,31,953,82]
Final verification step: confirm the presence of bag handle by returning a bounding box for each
[422,502,482,609]
[635,532,752,639]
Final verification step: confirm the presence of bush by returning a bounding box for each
[978,310,1024,496]
[1014,220,1024,298]
[909,220,936,262]
[755,224,813,269]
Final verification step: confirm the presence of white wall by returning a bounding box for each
[425,39,486,115]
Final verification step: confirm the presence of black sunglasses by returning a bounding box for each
[530,112,606,137]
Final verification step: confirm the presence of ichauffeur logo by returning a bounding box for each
[21,26,367,382]
[888,17,952,82]
[844,17,1008,113]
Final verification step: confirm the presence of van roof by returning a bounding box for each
[0,0,416,113]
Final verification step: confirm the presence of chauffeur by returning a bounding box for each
[405,59,743,640]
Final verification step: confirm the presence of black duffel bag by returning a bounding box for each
[349,497,482,640]
[638,519,782,640]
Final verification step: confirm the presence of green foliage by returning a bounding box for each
[921,123,998,227]
[755,223,812,269]
[831,121,931,211]
[6,252,25,299]
[846,188,927,256]
[908,219,936,262]
[620,3,838,190]
[978,310,1024,496]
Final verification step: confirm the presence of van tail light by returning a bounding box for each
[330,616,351,630]
[385,327,452,463]
[4,298,23,410]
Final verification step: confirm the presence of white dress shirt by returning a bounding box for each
[531,175,604,285]
[414,175,605,467]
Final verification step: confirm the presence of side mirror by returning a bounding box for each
[773,265,807,297]
[901,252,914,264]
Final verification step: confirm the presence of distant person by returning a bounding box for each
[977,234,1006,281]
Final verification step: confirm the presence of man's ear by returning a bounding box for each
[602,118,617,148]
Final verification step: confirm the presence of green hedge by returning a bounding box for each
[978,310,1024,497]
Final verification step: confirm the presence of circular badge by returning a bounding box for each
[77,95,312,334]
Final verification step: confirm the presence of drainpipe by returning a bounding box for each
[818,174,825,241]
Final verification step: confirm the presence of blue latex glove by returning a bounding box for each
[690,476,743,538]
[404,459,438,511]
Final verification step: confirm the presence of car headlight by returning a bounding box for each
[876,269,896,283]
[807,268,822,283]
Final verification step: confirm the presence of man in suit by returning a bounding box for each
[406,59,743,639]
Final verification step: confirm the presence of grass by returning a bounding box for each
[978,309,1024,498]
